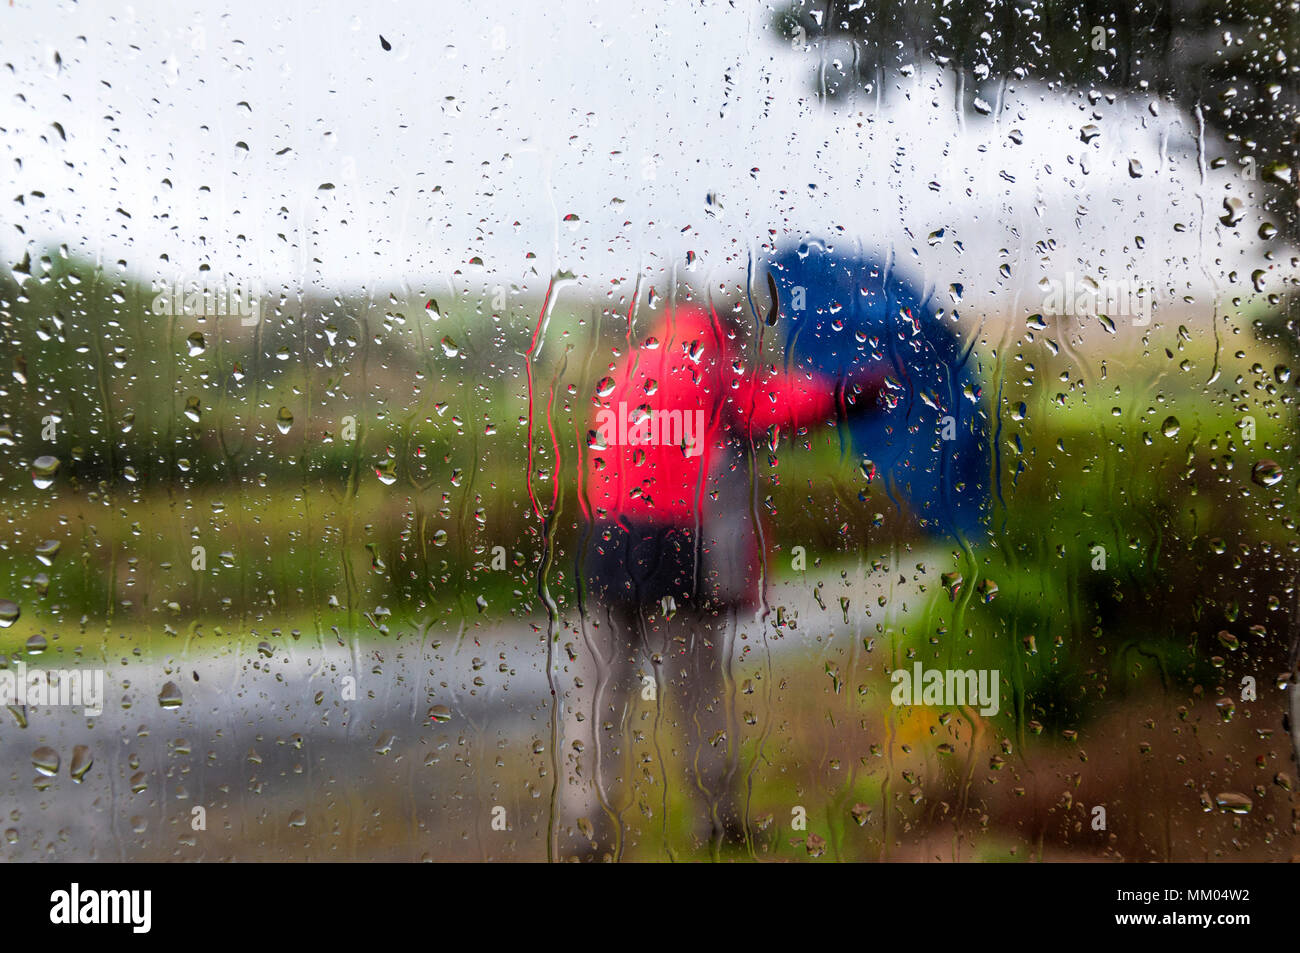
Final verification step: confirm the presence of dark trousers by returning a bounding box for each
[563,523,746,859]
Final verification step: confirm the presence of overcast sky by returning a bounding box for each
[0,0,1278,321]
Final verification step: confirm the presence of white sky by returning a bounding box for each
[0,0,1280,321]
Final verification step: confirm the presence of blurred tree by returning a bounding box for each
[773,0,1297,233]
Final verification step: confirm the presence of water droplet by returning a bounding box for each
[1220,196,1245,227]
[31,455,59,489]
[1252,460,1283,487]
[1213,792,1252,814]
[661,595,677,620]
[157,681,183,709]
[32,747,59,777]
[275,406,294,434]
[1161,416,1180,438]
[1215,697,1235,722]
[69,745,93,782]
[0,600,20,627]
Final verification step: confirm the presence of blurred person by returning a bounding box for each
[567,295,880,861]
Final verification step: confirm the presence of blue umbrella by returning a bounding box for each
[767,242,990,543]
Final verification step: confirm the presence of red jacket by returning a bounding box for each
[583,306,848,526]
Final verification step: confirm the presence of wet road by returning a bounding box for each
[0,569,884,861]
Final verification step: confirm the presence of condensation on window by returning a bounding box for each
[0,0,1295,862]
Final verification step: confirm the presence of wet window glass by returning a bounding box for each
[1,0,1296,865]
